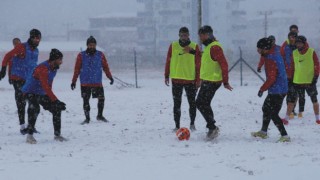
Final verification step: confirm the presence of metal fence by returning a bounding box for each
[107,50,167,70]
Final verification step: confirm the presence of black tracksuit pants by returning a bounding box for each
[297,89,306,112]
[196,82,221,130]
[286,81,306,113]
[172,83,197,128]
[12,80,26,125]
[261,94,288,136]
[26,94,62,136]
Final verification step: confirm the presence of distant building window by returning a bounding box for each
[162,30,169,38]
[182,2,186,8]
[232,25,247,30]
[156,17,160,24]
[138,32,145,40]
[226,2,230,9]
[162,16,168,23]
[182,1,191,9]
[232,40,246,45]
[186,2,190,9]
[182,17,186,23]
[155,3,160,9]
[232,10,247,16]
[163,0,168,8]
[182,16,191,23]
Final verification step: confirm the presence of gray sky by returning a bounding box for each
[0,0,142,40]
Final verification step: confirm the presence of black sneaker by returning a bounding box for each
[26,134,37,144]
[172,127,179,133]
[96,116,108,122]
[81,119,90,125]
[20,128,28,135]
[190,124,196,132]
[33,128,40,134]
[54,135,68,142]
[207,127,220,140]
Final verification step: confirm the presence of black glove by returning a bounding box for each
[109,77,114,85]
[0,66,7,80]
[258,90,263,97]
[53,100,66,111]
[71,82,76,90]
[312,76,318,85]
[189,49,196,55]
[257,67,261,73]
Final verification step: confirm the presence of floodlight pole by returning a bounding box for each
[198,0,202,49]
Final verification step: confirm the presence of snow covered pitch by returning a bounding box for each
[1,69,319,180]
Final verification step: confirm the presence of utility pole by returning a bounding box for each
[258,11,272,37]
[198,0,202,48]
[153,21,157,57]
[63,22,72,41]
[264,12,268,37]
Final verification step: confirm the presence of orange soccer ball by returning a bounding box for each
[176,127,190,141]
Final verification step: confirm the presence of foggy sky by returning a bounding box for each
[0,0,142,40]
[0,0,319,51]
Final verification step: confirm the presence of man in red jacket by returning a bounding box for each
[0,38,21,84]
[280,26,305,119]
[71,36,114,125]
[282,36,320,125]
[251,38,290,142]
[196,25,233,140]
[22,49,67,144]
[164,27,201,132]
[0,29,41,135]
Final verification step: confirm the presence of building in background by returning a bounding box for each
[87,13,140,54]
[2,0,320,69]
[137,0,209,57]
[207,0,320,64]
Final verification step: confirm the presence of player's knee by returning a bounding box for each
[311,96,318,103]
[286,94,297,103]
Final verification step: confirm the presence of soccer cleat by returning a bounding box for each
[20,128,28,135]
[316,120,320,124]
[282,118,289,125]
[277,136,291,143]
[190,124,196,131]
[33,128,40,134]
[298,112,303,118]
[172,127,179,133]
[26,134,37,144]
[96,116,108,122]
[251,131,268,139]
[81,119,90,125]
[289,112,295,119]
[54,135,68,142]
[207,127,219,140]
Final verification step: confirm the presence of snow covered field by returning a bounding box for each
[1,69,320,180]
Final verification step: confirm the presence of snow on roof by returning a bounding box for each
[0,41,105,52]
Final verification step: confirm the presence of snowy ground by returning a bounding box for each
[0,69,320,180]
